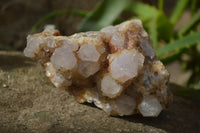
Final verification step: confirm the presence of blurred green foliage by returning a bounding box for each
[32,0,200,90]
[78,0,200,89]
[31,9,89,32]
[79,0,128,31]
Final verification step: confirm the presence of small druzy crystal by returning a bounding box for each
[24,19,172,117]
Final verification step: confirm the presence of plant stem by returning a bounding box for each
[158,0,163,11]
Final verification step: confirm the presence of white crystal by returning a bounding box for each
[78,44,100,62]
[101,75,123,98]
[110,32,125,48]
[46,36,56,48]
[138,95,163,117]
[57,39,79,51]
[110,49,144,83]
[100,26,116,40]
[50,46,77,70]
[78,61,100,78]
[51,73,72,88]
[117,19,142,31]
[116,94,136,116]
[44,24,56,31]
[24,35,44,58]
[45,62,56,77]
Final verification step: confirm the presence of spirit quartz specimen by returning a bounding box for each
[24,19,172,117]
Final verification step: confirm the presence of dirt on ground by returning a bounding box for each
[0,51,200,133]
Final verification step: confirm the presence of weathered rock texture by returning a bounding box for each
[24,19,172,117]
[0,51,200,133]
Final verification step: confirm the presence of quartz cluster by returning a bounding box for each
[24,19,172,117]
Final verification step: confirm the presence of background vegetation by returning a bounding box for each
[78,0,200,90]
[1,0,200,92]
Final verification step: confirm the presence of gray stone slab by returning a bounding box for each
[0,51,199,133]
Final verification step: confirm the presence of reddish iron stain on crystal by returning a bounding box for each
[24,20,172,117]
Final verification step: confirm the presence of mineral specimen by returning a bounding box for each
[24,19,172,117]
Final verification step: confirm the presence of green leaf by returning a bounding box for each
[149,17,158,49]
[128,2,172,42]
[156,12,173,41]
[160,50,184,64]
[191,0,197,15]
[78,0,129,32]
[31,10,89,32]
[31,10,67,32]
[158,0,164,11]
[156,32,200,58]
[178,10,200,36]
[169,0,189,25]
[149,12,173,47]
[127,1,158,22]
[73,10,90,18]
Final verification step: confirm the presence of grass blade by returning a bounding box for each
[73,10,90,18]
[156,12,173,41]
[191,0,197,15]
[178,10,200,36]
[158,0,164,11]
[31,9,89,32]
[160,49,184,64]
[31,10,67,32]
[78,0,129,32]
[149,17,158,49]
[169,0,189,25]
[127,1,158,22]
[156,32,200,58]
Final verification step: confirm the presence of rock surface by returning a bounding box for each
[24,19,172,116]
[0,51,200,133]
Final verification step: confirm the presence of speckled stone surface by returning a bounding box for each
[0,51,200,133]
